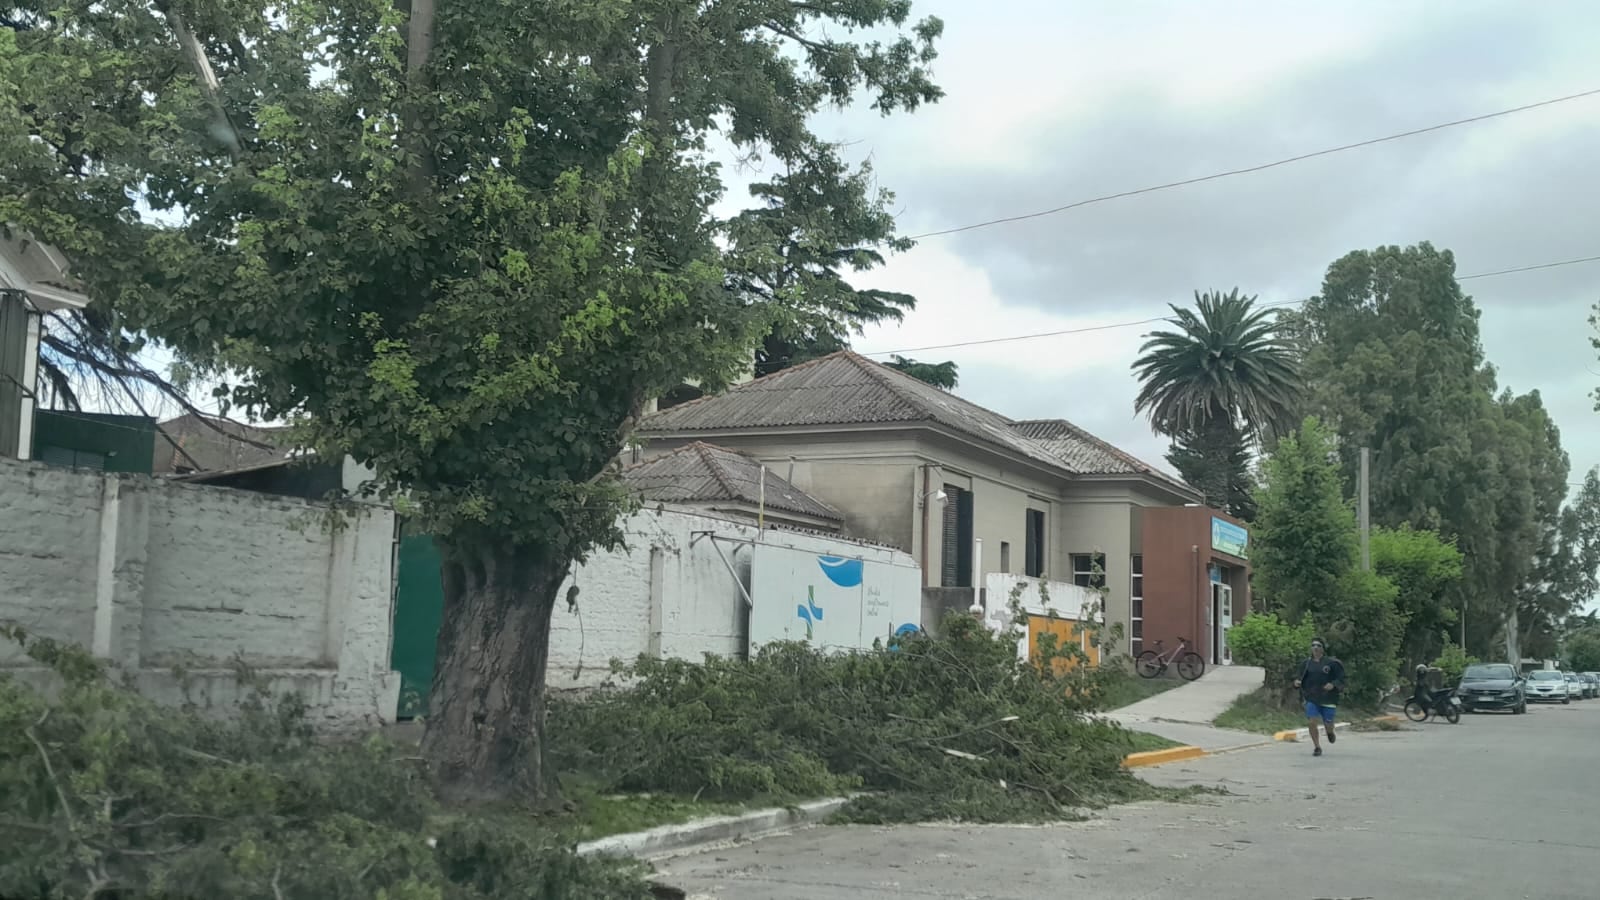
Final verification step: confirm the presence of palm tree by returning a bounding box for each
[1132,289,1302,517]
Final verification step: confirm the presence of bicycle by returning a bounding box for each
[1135,638,1206,681]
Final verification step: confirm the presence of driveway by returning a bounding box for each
[656,701,1600,899]
[1104,663,1265,750]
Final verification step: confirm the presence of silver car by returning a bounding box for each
[1526,669,1571,704]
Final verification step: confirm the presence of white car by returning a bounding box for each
[1526,669,1571,704]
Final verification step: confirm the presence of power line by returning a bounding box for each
[859,251,1600,358]
[907,87,1600,240]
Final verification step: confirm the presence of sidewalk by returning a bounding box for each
[1105,664,1266,752]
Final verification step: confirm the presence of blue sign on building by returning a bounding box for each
[1211,517,1249,559]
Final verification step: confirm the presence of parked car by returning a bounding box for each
[1567,672,1588,700]
[1526,669,1571,703]
[1581,673,1600,699]
[1457,663,1526,714]
[1586,673,1600,698]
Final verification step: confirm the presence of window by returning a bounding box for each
[1069,553,1106,590]
[999,541,1011,574]
[1130,555,1144,656]
[940,485,974,587]
[1024,508,1046,578]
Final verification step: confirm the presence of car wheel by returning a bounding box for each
[1563,696,1571,705]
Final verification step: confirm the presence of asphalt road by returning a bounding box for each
[656,701,1600,899]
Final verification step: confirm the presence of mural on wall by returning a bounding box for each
[752,544,921,652]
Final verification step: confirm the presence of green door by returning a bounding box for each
[390,529,445,719]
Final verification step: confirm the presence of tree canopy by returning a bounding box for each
[1295,243,1567,660]
[885,354,958,389]
[1132,288,1299,518]
[1,0,944,804]
[1251,417,1401,704]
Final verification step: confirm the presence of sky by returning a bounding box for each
[709,0,1600,500]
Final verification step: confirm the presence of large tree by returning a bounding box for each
[1296,243,1565,660]
[1132,288,1301,518]
[1521,469,1600,659]
[1,0,943,804]
[1252,417,1401,703]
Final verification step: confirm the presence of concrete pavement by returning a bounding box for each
[656,698,1600,898]
[1104,663,1265,750]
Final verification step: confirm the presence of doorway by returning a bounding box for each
[1211,582,1234,665]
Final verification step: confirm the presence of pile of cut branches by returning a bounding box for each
[550,608,1162,824]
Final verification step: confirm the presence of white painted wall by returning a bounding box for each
[0,456,399,729]
[545,506,916,690]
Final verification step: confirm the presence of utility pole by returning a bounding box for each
[1358,447,1371,571]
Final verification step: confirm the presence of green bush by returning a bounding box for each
[0,628,649,900]
[1431,643,1478,684]
[1314,568,1401,708]
[1226,613,1317,695]
[549,612,1162,824]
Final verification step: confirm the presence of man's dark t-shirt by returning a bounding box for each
[1299,656,1346,706]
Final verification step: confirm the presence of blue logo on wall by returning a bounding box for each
[796,585,823,640]
[817,555,864,588]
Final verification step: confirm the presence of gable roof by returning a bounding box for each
[638,352,1199,498]
[639,351,1062,465]
[621,441,843,523]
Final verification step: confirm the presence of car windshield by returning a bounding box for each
[1530,671,1562,681]
[1463,665,1514,680]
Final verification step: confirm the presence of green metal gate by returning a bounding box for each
[390,527,444,719]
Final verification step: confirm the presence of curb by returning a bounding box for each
[1122,745,1207,768]
[1273,714,1400,742]
[574,796,852,860]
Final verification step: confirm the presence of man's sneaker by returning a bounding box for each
[1326,728,1336,744]
[1313,746,1323,757]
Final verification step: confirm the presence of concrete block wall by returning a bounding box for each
[546,506,915,690]
[0,456,400,729]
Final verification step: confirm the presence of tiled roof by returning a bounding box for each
[621,442,843,522]
[1008,419,1192,494]
[638,352,1199,497]
[155,413,291,474]
[639,351,1064,464]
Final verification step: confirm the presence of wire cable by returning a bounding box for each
[906,88,1600,240]
[859,252,1600,358]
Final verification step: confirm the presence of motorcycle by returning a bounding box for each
[1404,685,1462,724]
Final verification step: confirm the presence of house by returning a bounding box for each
[0,233,90,461]
[633,350,1252,663]
[619,441,845,533]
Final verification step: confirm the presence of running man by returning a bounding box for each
[1293,638,1345,757]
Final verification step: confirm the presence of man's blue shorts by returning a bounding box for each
[1304,701,1337,722]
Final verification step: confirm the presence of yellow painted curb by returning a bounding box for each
[1372,714,1401,723]
[1122,745,1206,768]
[1272,728,1302,742]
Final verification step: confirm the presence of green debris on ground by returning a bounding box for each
[549,612,1175,826]
[0,626,653,900]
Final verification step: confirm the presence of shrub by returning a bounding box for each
[1431,643,1478,685]
[549,611,1162,824]
[0,627,649,900]
[1226,613,1316,701]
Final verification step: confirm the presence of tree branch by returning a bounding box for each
[153,1,243,155]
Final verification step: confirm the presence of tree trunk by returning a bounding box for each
[420,543,570,808]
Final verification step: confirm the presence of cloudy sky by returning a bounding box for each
[721,0,1600,498]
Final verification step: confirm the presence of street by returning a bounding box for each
[657,702,1600,899]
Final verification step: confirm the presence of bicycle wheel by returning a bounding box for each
[1175,651,1206,682]
[1403,700,1428,722]
[1135,651,1163,679]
